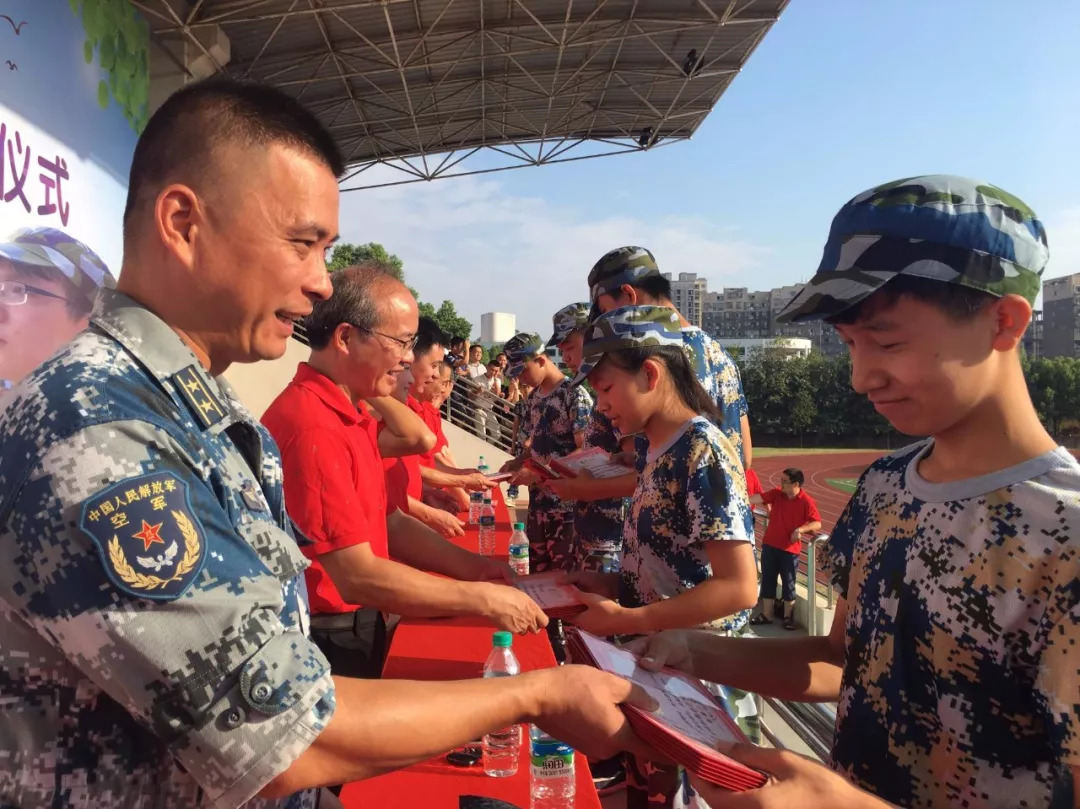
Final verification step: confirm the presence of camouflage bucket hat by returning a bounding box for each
[0,227,115,305]
[503,332,545,378]
[572,305,683,385]
[776,175,1049,324]
[546,302,591,347]
[587,246,660,305]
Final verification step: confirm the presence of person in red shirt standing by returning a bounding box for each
[263,263,547,681]
[749,467,822,631]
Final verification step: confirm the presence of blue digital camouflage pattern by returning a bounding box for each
[828,440,1080,808]
[572,305,684,385]
[573,409,627,569]
[503,331,546,378]
[522,378,592,572]
[621,417,754,633]
[778,175,1050,323]
[587,246,660,303]
[547,301,590,347]
[0,226,115,305]
[0,290,334,808]
[632,328,752,532]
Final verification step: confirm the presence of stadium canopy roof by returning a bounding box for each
[137,0,788,189]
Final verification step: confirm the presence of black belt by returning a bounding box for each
[310,610,367,632]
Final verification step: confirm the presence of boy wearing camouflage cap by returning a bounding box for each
[543,302,632,575]
[587,245,753,473]
[501,331,593,575]
[0,227,114,391]
[630,176,1080,809]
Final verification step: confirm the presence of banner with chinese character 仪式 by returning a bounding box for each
[0,0,147,393]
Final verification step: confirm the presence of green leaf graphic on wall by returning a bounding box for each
[71,0,150,132]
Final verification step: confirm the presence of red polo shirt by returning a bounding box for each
[412,397,448,468]
[263,362,390,615]
[379,423,423,513]
[760,488,821,554]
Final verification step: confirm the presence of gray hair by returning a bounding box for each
[304,262,398,350]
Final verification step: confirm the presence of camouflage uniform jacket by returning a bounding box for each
[574,409,627,556]
[524,378,592,514]
[828,441,1080,808]
[0,290,334,808]
[620,417,754,633]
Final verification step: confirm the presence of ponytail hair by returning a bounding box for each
[603,345,722,425]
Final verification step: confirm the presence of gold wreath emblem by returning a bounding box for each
[108,510,202,591]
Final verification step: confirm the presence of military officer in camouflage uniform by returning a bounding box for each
[0,78,659,808]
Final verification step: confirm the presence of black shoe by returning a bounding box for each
[591,756,627,795]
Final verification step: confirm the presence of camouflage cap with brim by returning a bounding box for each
[0,227,115,305]
[572,305,683,386]
[503,332,545,378]
[776,175,1049,324]
[546,302,591,347]
[587,246,660,304]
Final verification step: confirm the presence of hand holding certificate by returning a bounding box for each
[512,572,587,619]
[565,628,768,792]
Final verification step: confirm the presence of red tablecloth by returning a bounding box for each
[341,490,601,809]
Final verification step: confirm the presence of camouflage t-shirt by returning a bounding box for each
[574,409,628,556]
[525,378,592,512]
[633,330,749,496]
[680,327,748,464]
[620,417,754,633]
[828,441,1080,808]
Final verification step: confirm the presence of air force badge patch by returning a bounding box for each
[79,472,206,601]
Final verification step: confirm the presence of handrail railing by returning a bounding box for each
[442,374,517,455]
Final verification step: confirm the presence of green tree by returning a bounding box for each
[327,242,405,281]
[431,300,473,342]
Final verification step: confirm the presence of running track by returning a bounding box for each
[752,451,885,535]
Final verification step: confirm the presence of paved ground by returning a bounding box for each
[752,450,886,534]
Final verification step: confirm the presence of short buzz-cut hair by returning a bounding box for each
[782,468,805,486]
[123,78,344,238]
[414,316,448,360]
[304,261,399,350]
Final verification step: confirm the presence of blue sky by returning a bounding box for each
[339,0,1080,338]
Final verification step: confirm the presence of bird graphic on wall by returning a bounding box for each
[0,15,28,35]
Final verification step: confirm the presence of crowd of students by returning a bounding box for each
[0,74,1076,809]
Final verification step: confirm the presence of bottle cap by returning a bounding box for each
[492,630,512,648]
[483,495,492,502]
[513,522,524,530]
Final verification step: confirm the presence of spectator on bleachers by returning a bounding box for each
[446,336,468,373]
[473,357,504,443]
[749,468,821,631]
[465,344,486,379]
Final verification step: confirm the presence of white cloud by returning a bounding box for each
[337,167,772,338]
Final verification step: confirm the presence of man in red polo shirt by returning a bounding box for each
[263,263,547,679]
[749,467,822,631]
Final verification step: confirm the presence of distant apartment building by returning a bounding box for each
[1023,309,1043,360]
[663,272,707,328]
[1043,273,1080,358]
[702,282,846,356]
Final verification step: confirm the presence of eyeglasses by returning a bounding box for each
[353,325,418,354]
[0,281,68,306]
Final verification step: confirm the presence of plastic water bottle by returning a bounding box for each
[469,491,484,524]
[530,725,575,807]
[483,631,521,777]
[509,523,529,576]
[479,496,497,556]
[478,455,488,475]
[506,484,520,504]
